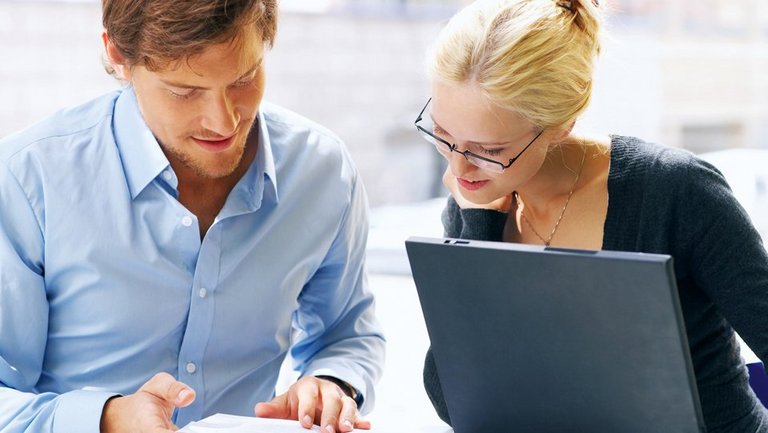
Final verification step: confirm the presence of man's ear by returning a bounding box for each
[102,31,131,81]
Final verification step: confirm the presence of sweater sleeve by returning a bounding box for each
[423,348,452,425]
[675,156,768,364]
[441,196,508,241]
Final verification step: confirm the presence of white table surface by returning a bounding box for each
[364,273,451,432]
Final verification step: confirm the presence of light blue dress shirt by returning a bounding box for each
[0,88,385,432]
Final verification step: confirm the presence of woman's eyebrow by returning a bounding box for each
[432,119,512,147]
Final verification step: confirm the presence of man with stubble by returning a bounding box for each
[0,2,384,432]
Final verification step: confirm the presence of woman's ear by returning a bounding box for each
[102,31,131,81]
[555,121,576,142]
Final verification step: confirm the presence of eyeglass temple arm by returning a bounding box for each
[506,129,543,166]
[415,98,432,124]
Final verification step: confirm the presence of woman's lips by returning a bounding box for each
[192,135,235,153]
[457,178,490,191]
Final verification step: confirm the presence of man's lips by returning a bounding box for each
[192,135,235,152]
[457,178,490,191]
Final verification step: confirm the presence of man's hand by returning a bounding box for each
[100,372,196,433]
[443,168,513,212]
[255,376,369,433]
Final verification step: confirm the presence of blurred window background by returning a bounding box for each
[1,0,767,208]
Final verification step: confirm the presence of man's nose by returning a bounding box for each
[202,93,239,136]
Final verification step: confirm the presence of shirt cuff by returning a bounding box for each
[53,389,119,433]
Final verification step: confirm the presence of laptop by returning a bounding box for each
[405,237,705,433]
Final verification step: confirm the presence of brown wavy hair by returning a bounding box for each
[102,0,278,74]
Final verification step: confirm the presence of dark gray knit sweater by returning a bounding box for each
[423,136,768,433]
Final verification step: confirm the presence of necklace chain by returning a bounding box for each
[516,146,587,246]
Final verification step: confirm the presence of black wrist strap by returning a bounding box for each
[315,375,364,408]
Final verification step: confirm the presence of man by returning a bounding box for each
[0,1,384,432]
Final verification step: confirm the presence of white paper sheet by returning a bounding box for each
[178,414,321,433]
[179,413,454,433]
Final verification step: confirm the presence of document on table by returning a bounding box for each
[179,413,321,433]
[179,412,453,433]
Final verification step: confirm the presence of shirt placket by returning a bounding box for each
[172,214,223,426]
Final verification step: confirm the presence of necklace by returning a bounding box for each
[515,146,587,246]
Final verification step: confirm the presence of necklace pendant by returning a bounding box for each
[517,145,587,248]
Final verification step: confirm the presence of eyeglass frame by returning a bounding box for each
[414,97,544,173]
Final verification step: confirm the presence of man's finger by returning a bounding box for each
[255,393,290,419]
[354,418,371,430]
[296,380,320,429]
[337,396,360,432]
[139,372,196,408]
[318,381,344,433]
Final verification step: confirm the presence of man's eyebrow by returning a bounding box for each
[232,61,263,81]
[160,60,263,90]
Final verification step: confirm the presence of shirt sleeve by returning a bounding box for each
[289,173,385,415]
[675,156,768,364]
[0,162,117,433]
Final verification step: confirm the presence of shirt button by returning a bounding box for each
[199,288,207,298]
[186,362,197,374]
[162,170,172,181]
[181,216,193,227]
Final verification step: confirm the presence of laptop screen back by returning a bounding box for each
[406,237,705,433]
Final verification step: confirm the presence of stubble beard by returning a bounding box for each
[167,123,253,180]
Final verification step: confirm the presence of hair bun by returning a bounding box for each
[557,0,599,13]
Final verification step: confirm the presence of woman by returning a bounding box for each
[417,0,768,432]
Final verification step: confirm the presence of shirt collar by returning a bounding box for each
[112,87,172,199]
[256,108,278,204]
[222,109,279,218]
[112,87,279,205]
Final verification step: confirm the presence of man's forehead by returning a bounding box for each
[155,25,266,72]
[155,37,265,81]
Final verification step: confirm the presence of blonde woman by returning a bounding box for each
[417,0,768,431]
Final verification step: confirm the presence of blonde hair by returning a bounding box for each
[431,0,602,132]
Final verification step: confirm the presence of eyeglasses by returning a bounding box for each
[414,98,543,174]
